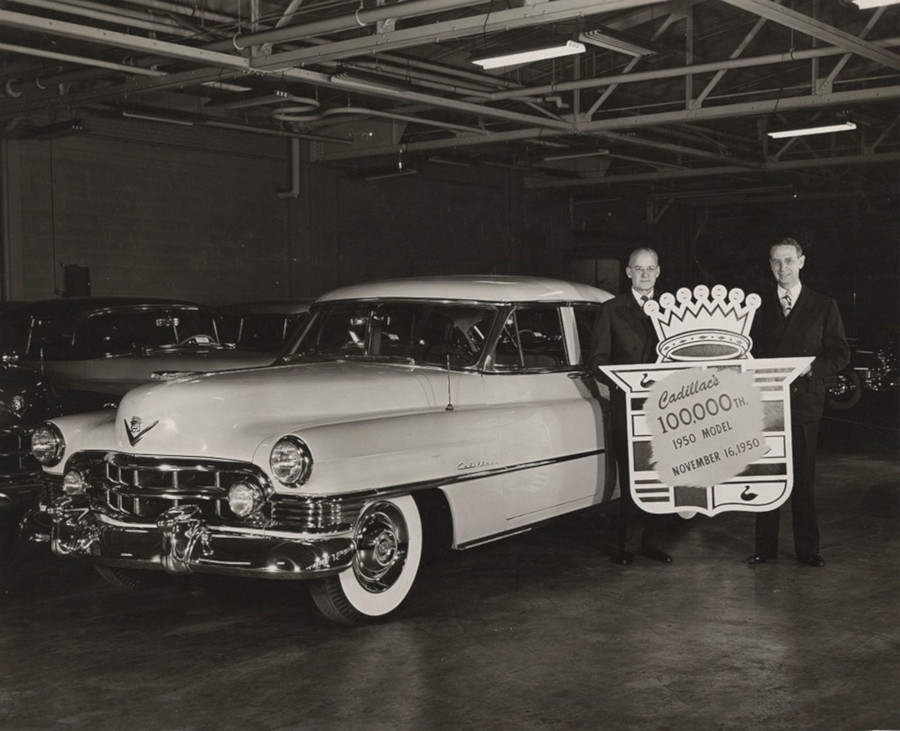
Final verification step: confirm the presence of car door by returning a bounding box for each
[485,303,608,523]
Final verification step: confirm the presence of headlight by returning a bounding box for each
[269,436,313,486]
[228,482,263,518]
[11,394,28,415]
[62,470,87,495]
[32,423,65,466]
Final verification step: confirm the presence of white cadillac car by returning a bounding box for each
[23,276,614,624]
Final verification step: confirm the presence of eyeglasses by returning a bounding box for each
[631,266,658,274]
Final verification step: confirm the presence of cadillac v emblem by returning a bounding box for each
[124,416,159,446]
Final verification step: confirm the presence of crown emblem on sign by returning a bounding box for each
[644,285,761,362]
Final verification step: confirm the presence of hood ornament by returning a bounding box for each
[124,416,159,447]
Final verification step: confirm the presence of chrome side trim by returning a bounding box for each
[314,447,607,502]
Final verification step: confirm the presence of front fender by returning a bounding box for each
[43,410,116,476]
[254,407,501,496]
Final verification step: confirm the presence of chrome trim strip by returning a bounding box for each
[299,447,606,503]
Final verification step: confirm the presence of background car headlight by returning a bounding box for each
[228,482,263,517]
[269,436,313,486]
[11,394,28,415]
[32,423,65,466]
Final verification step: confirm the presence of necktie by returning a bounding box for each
[782,291,792,316]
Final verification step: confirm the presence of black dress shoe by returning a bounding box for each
[747,554,776,565]
[642,548,673,564]
[797,554,825,567]
[612,551,635,565]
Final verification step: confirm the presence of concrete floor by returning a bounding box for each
[1,393,897,731]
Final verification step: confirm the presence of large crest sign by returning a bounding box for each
[600,285,811,517]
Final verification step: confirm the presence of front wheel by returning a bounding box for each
[310,496,422,624]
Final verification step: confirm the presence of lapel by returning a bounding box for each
[619,292,657,353]
[772,286,808,354]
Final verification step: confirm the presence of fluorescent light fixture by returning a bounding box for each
[122,110,194,126]
[471,39,585,69]
[578,29,656,56]
[767,121,856,139]
[543,149,610,161]
[852,0,900,8]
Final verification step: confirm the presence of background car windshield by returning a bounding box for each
[291,302,496,366]
[86,309,219,355]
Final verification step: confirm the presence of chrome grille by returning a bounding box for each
[105,490,228,522]
[67,451,362,532]
[0,426,37,475]
[270,494,366,532]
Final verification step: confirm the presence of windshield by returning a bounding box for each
[284,301,497,368]
[85,308,220,355]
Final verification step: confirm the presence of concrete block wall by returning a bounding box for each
[3,114,575,304]
[7,118,294,305]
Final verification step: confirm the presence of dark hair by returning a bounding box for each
[769,237,803,258]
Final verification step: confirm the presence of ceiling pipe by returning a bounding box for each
[0,41,164,78]
[216,0,495,51]
[7,0,196,37]
[118,0,235,25]
[318,82,900,161]
[294,106,489,136]
[480,36,900,103]
[276,138,301,199]
[255,0,663,69]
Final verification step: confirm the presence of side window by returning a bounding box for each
[493,306,566,370]
[26,317,78,359]
[573,304,603,367]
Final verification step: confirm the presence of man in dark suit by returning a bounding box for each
[749,237,850,567]
[590,247,672,565]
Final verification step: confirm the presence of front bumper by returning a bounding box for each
[22,498,355,580]
[0,475,43,511]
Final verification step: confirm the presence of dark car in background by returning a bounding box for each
[825,338,899,411]
[0,357,60,523]
[0,298,275,413]
[216,299,312,354]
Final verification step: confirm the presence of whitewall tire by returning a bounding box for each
[310,496,423,624]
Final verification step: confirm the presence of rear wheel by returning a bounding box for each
[825,369,862,410]
[310,496,422,624]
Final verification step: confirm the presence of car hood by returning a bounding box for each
[114,360,455,461]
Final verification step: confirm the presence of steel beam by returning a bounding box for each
[718,0,900,72]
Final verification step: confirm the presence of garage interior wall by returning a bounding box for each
[1,116,586,305]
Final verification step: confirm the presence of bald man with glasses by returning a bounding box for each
[591,247,672,566]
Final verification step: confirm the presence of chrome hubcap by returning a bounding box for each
[354,502,408,593]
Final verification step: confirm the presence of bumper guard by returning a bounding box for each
[21,498,355,580]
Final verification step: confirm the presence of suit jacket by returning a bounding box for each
[751,284,850,424]
[590,291,658,383]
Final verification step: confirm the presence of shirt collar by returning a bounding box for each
[778,282,802,302]
[631,288,654,306]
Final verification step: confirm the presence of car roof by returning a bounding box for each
[217,299,313,315]
[317,275,613,305]
[0,297,206,319]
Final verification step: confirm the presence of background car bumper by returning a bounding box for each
[0,476,42,510]
[21,500,355,579]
